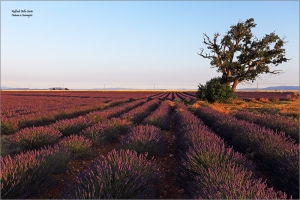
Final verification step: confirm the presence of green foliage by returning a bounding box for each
[196,84,207,101]
[145,117,165,129]
[198,18,290,91]
[66,149,162,199]
[1,146,71,199]
[43,147,71,174]
[10,126,62,150]
[196,77,236,103]
[1,120,17,135]
[58,135,92,158]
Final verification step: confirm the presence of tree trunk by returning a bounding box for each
[226,70,232,87]
[232,80,239,92]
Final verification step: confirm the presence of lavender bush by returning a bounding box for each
[1,145,70,199]
[85,110,109,123]
[80,118,130,144]
[52,116,91,136]
[195,106,299,198]
[174,105,206,131]
[80,122,119,143]
[65,149,162,199]
[108,117,131,135]
[189,164,286,199]
[105,98,129,107]
[121,99,160,124]
[1,99,106,135]
[120,125,167,158]
[234,110,299,143]
[58,135,93,158]
[85,99,146,123]
[143,100,172,130]
[103,99,146,119]
[10,126,62,150]
[1,117,19,135]
[174,104,287,199]
[176,92,194,102]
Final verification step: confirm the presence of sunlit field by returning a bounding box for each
[1,90,299,199]
[194,92,299,123]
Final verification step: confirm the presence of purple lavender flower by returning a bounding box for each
[195,106,299,198]
[1,145,70,199]
[80,118,130,144]
[121,99,160,123]
[120,124,167,158]
[52,116,91,136]
[65,149,162,199]
[10,126,62,150]
[143,100,172,130]
[174,103,287,199]
[234,110,299,143]
[58,135,92,158]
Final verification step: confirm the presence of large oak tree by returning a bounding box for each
[198,18,290,91]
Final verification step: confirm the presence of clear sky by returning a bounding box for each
[1,1,299,89]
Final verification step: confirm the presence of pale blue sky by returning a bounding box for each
[1,1,299,89]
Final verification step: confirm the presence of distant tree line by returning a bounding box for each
[51,88,69,90]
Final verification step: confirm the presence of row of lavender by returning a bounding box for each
[1,91,162,115]
[194,106,299,198]
[233,110,299,143]
[81,99,161,144]
[1,94,108,117]
[80,92,171,137]
[66,96,170,150]
[62,99,172,198]
[65,100,175,199]
[121,99,160,124]
[66,149,162,199]
[66,101,173,198]
[7,94,298,197]
[1,91,165,135]
[1,98,170,198]
[143,100,172,130]
[1,91,168,118]
[3,90,170,118]
[174,103,287,199]
[1,98,118,135]
[1,99,151,198]
[81,96,172,145]
[234,91,298,100]
[1,145,72,198]
[163,92,197,102]
[1,92,126,123]
[175,92,196,102]
[4,92,169,155]
[1,98,133,155]
[184,91,298,100]
[4,98,153,155]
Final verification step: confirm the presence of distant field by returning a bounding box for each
[1,91,299,199]
[234,91,299,100]
[1,89,198,92]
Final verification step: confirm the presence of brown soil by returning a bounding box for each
[154,130,189,199]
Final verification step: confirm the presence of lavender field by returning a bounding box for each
[1,91,299,199]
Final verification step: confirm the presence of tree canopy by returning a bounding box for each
[198,18,290,91]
